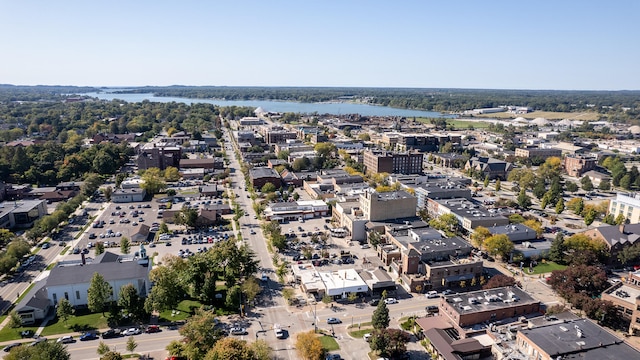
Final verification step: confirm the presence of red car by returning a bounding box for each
[145,325,161,333]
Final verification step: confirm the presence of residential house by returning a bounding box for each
[582,224,640,265]
[464,157,512,180]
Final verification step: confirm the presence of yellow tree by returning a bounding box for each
[523,219,543,237]
[483,234,514,259]
[296,331,324,360]
[164,166,180,182]
[470,226,492,248]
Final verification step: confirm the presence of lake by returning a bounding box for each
[83,91,454,118]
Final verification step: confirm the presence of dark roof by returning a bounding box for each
[16,281,50,312]
[250,167,280,179]
[47,261,149,287]
[596,224,640,247]
[93,251,120,263]
[519,318,640,360]
[424,328,486,360]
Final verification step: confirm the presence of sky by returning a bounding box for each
[0,1,638,90]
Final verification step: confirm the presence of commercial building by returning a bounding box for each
[563,154,597,177]
[516,317,640,360]
[263,200,329,221]
[137,145,182,170]
[361,189,417,222]
[514,146,562,159]
[0,199,48,229]
[363,150,423,175]
[428,198,509,232]
[601,272,640,335]
[249,167,282,189]
[179,158,224,171]
[112,188,146,203]
[485,223,537,243]
[608,193,640,224]
[440,286,540,338]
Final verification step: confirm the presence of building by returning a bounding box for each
[563,154,597,177]
[582,224,640,265]
[249,167,282,189]
[199,185,223,197]
[15,282,51,325]
[137,145,182,170]
[514,146,562,159]
[112,188,146,203]
[0,200,48,229]
[239,117,264,126]
[440,286,540,338]
[263,129,297,144]
[361,189,417,222]
[516,317,640,360]
[485,223,537,243]
[601,271,640,335]
[46,251,150,307]
[411,177,472,209]
[179,158,224,171]
[415,316,491,360]
[263,200,329,221]
[464,157,512,180]
[583,170,612,187]
[609,193,640,224]
[428,198,509,232]
[363,150,423,175]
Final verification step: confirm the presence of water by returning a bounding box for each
[83,91,454,118]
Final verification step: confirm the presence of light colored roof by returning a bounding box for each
[629,125,640,134]
[531,117,550,125]
[513,117,529,123]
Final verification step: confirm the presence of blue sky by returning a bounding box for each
[0,1,638,90]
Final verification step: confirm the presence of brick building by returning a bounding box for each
[563,154,597,177]
[514,146,562,159]
[363,150,423,175]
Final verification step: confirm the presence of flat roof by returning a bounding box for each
[486,224,535,236]
[444,286,538,315]
[604,284,640,306]
[519,318,640,359]
[319,269,368,291]
[436,198,508,222]
[0,200,44,218]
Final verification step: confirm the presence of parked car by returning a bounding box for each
[368,298,380,306]
[364,333,372,342]
[426,305,439,313]
[384,298,398,305]
[101,329,121,339]
[79,332,98,341]
[145,325,161,333]
[426,291,439,299]
[325,354,342,360]
[230,327,247,335]
[122,328,141,336]
[3,343,21,352]
[327,317,342,324]
[57,336,75,344]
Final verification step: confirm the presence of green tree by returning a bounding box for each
[95,242,105,256]
[145,258,186,312]
[555,197,565,214]
[620,174,632,190]
[533,180,546,199]
[4,341,71,360]
[97,341,111,356]
[7,310,21,328]
[103,186,113,202]
[565,181,579,193]
[517,189,532,209]
[428,213,459,237]
[483,175,489,188]
[483,234,514,259]
[618,243,640,266]
[599,179,611,191]
[120,237,131,255]
[164,166,180,182]
[180,309,225,360]
[261,182,276,193]
[166,188,177,197]
[175,207,198,229]
[549,233,566,264]
[372,300,390,330]
[615,213,626,225]
[495,179,501,191]
[140,167,167,195]
[126,336,138,354]
[470,226,491,249]
[88,272,113,315]
[57,298,74,325]
[583,207,598,226]
[540,192,551,209]
[100,352,123,360]
[118,283,145,323]
[581,176,594,191]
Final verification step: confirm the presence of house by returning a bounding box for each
[464,157,512,180]
[131,224,151,243]
[46,252,150,307]
[582,224,640,265]
[15,281,51,325]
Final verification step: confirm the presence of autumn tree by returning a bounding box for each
[428,213,459,237]
[296,331,324,360]
[204,338,272,360]
[180,309,226,360]
[483,234,514,259]
[470,226,491,248]
[482,274,517,289]
[164,166,180,182]
[140,167,166,195]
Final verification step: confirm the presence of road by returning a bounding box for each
[63,330,182,360]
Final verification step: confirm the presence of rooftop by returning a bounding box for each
[486,223,535,236]
[47,256,149,287]
[249,167,280,179]
[444,286,538,315]
[603,283,640,306]
[436,198,508,222]
[0,199,45,218]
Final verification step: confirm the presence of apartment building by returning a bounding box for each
[363,150,423,175]
[608,192,640,224]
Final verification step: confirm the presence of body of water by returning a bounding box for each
[84,91,454,118]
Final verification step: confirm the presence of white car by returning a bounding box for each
[384,298,398,305]
[364,333,372,342]
[122,328,140,336]
[426,291,439,299]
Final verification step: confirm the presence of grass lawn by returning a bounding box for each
[45,262,57,271]
[348,329,372,338]
[447,119,493,129]
[60,246,70,255]
[41,309,109,337]
[319,335,340,351]
[529,261,567,275]
[475,110,600,121]
[348,321,372,329]
[159,299,204,322]
[0,324,40,342]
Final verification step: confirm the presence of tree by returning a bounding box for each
[581,176,594,191]
[555,197,565,214]
[483,234,514,259]
[470,226,491,249]
[126,336,137,355]
[428,213,459,237]
[583,207,598,226]
[140,167,166,195]
[97,342,110,356]
[495,179,501,191]
[261,182,276,193]
[88,272,113,315]
[120,237,131,255]
[517,189,532,209]
[483,175,489,188]
[482,274,517,289]
[241,277,262,304]
[565,181,579,193]
[296,331,324,360]
[95,242,105,255]
[57,298,74,325]
[204,338,272,360]
[620,174,632,190]
[370,328,411,358]
[615,213,626,225]
[549,233,566,263]
[164,166,180,182]
[523,219,543,237]
[166,188,177,197]
[174,207,198,229]
[4,341,71,360]
[103,186,113,202]
[547,265,609,300]
[618,243,640,266]
[118,283,145,323]
[100,352,123,360]
[7,310,21,328]
[533,180,546,199]
[599,179,611,191]
[567,197,584,215]
[563,233,607,262]
[180,309,225,360]
[372,299,390,330]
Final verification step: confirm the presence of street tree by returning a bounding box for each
[204,337,272,360]
[100,352,123,360]
[495,179,501,191]
[7,310,21,328]
[483,234,514,259]
[483,175,489,188]
[145,256,186,312]
[470,226,491,249]
[126,336,138,355]
[118,283,146,323]
[565,181,579,193]
[370,328,411,359]
[4,341,71,360]
[372,300,390,330]
[95,242,105,255]
[599,179,611,191]
[140,167,166,195]
[180,309,225,360]
[57,298,74,325]
[517,189,532,209]
[482,274,517,289]
[88,273,113,315]
[296,331,324,360]
[97,341,111,356]
[581,176,594,191]
[164,166,180,182]
[261,182,276,193]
